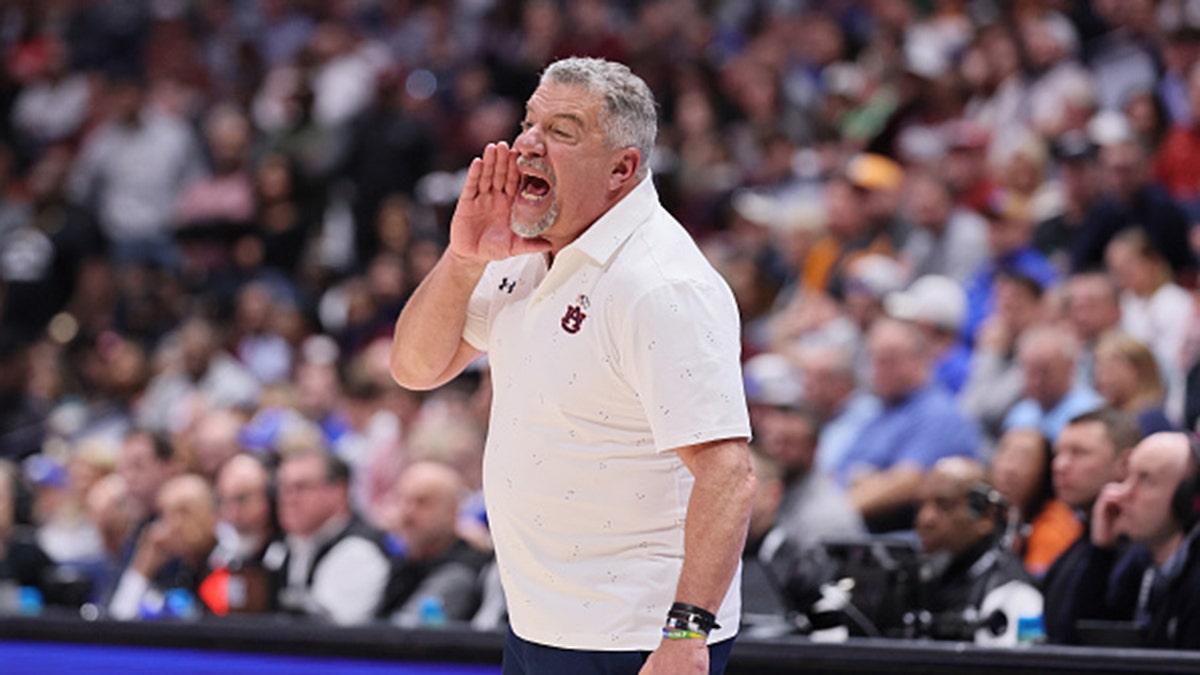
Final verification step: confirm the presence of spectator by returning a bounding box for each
[899,170,988,285]
[1042,408,1142,644]
[912,457,1043,646]
[1071,138,1194,279]
[1153,62,1200,217]
[270,445,390,625]
[83,474,140,605]
[796,343,878,479]
[136,316,260,435]
[185,408,249,481]
[9,36,91,153]
[1093,331,1176,436]
[117,429,182,527]
[0,146,104,335]
[67,73,204,268]
[378,460,488,626]
[989,428,1081,579]
[961,188,1059,345]
[1106,229,1194,412]
[205,454,278,615]
[740,447,833,637]
[1004,324,1103,443]
[1061,272,1124,388]
[960,271,1046,443]
[834,318,982,532]
[756,402,863,547]
[1070,432,1200,649]
[884,274,971,394]
[107,474,219,620]
[0,331,46,461]
[1035,132,1103,270]
[0,460,55,601]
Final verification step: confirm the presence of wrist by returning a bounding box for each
[665,601,720,638]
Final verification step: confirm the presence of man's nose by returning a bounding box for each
[514,125,544,156]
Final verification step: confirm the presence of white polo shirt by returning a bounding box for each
[463,175,751,651]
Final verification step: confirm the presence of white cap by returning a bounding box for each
[743,352,804,408]
[885,275,967,332]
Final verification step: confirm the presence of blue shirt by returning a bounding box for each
[834,384,983,488]
[1003,384,1104,442]
[816,392,881,477]
[962,247,1059,344]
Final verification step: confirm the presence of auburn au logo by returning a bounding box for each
[561,304,587,333]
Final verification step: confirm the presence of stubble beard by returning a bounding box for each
[511,194,559,238]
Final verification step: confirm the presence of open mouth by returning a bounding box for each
[519,173,552,201]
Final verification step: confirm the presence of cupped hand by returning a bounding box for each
[448,141,552,263]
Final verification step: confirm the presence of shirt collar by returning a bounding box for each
[563,173,657,267]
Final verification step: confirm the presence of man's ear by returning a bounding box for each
[608,147,641,191]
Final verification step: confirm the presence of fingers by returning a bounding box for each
[464,142,517,200]
[479,142,498,194]
[491,141,511,193]
[462,157,483,200]
[503,144,520,197]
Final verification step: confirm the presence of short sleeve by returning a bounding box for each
[619,278,751,452]
[463,265,498,352]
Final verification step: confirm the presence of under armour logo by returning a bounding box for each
[561,304,587,334]
[499,277,516,294]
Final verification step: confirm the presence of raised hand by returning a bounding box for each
[1090,481,1128,548]
[448,141,552,262]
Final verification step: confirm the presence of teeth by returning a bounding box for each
[520,189,545,201]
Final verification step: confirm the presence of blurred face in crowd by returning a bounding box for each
[216,455,273,543]
[191,409,245,479]
[1053,420,1127,511]
[1104,239,1157,296]
[747,451,784,540]
[1113,434,1190,553]
[906,173,952,233]
[991,428,1048,515]
[1064,275,1121,343]
[118,432,177,514]
[179,320,219,380]
[1101,141,1146,200]
[757,407,818,479]
[1017,337,1075,410]
[86,474,139,553]
[393,461,462,561]
[511,80,636,248]
[798,345,856,419]
[156,475,218,562]
[867,320,928,402]
[277,453,345,538]
[916,459,994,556]
[1093,341,1143,409]
[993,276,1043,334]
[984,211,1032,258]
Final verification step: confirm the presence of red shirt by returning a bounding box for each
[1154,124,1200,202]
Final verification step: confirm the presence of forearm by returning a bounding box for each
[390,250,486,390]
[673,439,755,614]
[849,467,922,522]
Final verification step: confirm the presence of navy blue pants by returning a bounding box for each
[502,627,735,675]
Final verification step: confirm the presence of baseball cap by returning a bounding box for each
[885,275,967,333]
[845,153,905,192]
[744,353,804,408]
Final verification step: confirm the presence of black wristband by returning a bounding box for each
[668,602,720,632]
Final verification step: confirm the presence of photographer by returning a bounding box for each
[910,457,1043,645]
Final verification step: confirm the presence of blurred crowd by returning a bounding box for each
[2,0,1200,650]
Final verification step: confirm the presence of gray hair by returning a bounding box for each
[542,57,658,178]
